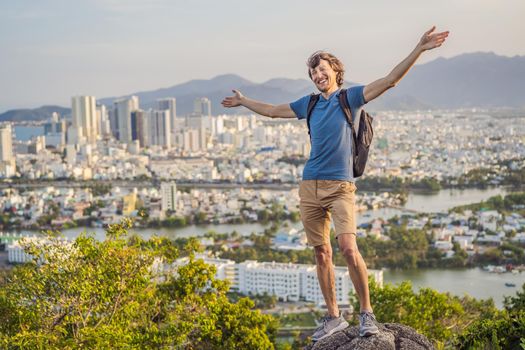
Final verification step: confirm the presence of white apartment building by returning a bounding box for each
[192,256,383,305]
[302,265,354,305]
[7,236,73,264]
[238,261,302,301]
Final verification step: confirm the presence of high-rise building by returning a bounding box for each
[0,124,13,162]
[28,136,46,154]
[71,96,97,144]
[67,126,85,146]
[96,105,111,138]
[131,110,148,147]
[114,96,139,143]
[44,112,66,134]
[157,98,177,133]
[108,108,118,139]
[186,113,208,129]
[160,182,177,213]
[0,124,15,177]
[148,110,170,148]
[193,97,212,130]
[130,109,170,148]
[211,115,224,136]
[194,97,211,117]
[182,129,200,152]
[44,113,66,148]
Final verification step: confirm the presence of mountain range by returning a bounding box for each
[1,52,524,122]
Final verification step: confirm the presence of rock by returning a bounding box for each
[304,323,435,350]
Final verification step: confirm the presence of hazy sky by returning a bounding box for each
[1,0,524,112]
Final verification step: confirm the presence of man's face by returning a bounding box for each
[310,59,338,93]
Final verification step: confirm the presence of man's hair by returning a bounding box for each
[307,51,345,87]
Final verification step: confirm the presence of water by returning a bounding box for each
[9,187,518,307]
[46,186,511,240]
[404,187,511,213]
[60,223,270,241]
[384,268,524,309]
[13,125,45,142]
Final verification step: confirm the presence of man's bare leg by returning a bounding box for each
[337,233,372,312]
[314,243,339,317]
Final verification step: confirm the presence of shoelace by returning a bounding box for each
[317,315,334,329]
[360,312,375,325]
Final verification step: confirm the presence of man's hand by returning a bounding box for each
[221,89,244,108]
[418,26,449,51]
[220,89,296,118]
[364,25,449,103]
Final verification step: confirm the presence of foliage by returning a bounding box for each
[0,219,277,349]
[160,215,188,228]
[217,230,315,266]
[451,192,525,214]
[85,183,112,197]
[505,282,525,312]
[356,175,406,193]
[256,203,297,225]
[228,291,277,310]
[277,312,318,328]
[349,279,499,347]
[356,175,441,193]
[408,177,442,192]
[333,225,429,269]
[453,311,525,349]
[453,283,525,349]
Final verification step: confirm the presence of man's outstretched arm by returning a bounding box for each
[221,89,296,118]
[363,26,449,103]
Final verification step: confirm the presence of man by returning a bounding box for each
[221,26,449,340]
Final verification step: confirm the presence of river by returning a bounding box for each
[384,268,523,309]
[58,186,512,240]
[8,186,522,308]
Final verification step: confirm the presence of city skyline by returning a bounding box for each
[1,0,524,111]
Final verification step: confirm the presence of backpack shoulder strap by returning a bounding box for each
[338,88,357,138]
[338,88,353,126]
[306,93,320,138]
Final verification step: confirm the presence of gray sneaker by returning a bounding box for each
[311,314,349,342]
[359,311,379,337]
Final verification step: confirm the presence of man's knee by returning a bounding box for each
[341,245,359,258]
[340,243,361,267]
[314,244,332,266]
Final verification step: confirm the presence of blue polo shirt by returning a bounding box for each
[290,86,367,181]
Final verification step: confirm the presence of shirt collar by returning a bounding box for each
[320,88,342,101]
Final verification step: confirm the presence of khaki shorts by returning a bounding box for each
[299,180,357,247]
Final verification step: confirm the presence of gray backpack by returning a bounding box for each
[306,88,374,178]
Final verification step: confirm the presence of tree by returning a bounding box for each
[0,219,277,349]
[453,283,525,349]
[350,279,499,348]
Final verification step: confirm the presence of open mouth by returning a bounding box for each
[317,78,328,85]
